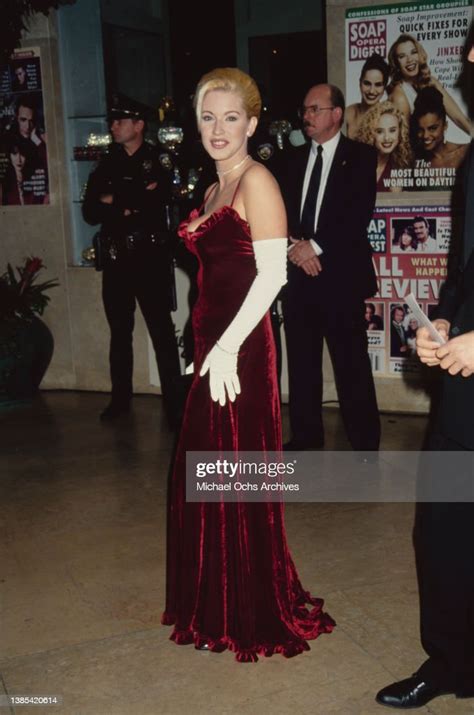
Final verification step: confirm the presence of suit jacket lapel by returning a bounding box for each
[288,144,311,233]
[317,134,347,228]
[463,141,474,266]
[296,144,311,208]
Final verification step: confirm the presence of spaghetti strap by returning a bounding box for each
[230,179,241,208]
[199,183,218,215]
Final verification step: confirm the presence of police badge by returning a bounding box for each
[257,143,274,161]
[269,119,292,150]
[159,153,173,170]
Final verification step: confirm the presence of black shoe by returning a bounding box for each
[100,402,131,421]
[283,439,324,451]
[457,689,474,699]
[375,676,451,709]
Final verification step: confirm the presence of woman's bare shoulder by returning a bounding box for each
[241,161,278,191]
[389,83,405,99]
[388,84,410,114]
[346,103,358,120]
[444,141,467,152]
[238,160,285,233]
[203,181,218,201]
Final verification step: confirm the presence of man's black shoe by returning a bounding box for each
[100,403,131,421]
[375,676,451,709]
[457,689,474,699]
[283,439,324,451]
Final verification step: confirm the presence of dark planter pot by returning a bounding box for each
[0,317,54,405]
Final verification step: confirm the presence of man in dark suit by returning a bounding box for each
[280,83,380,451]
[390,305,409,358]
[375,53,474,708]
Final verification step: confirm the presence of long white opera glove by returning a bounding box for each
[200,238,287,406]
[200,343,241,406]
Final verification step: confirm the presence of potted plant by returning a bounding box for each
[0,256,58,404]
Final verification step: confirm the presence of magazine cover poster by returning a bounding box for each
[345,0,472,192]
[366,205,451,375]
[0,47,49,206]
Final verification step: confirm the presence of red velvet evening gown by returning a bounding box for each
[162,189,335,661]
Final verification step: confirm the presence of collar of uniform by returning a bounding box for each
[311,131,341,161]
[115,139,147,159]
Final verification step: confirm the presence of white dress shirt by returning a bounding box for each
[418,235,438,252]
[300,131,341,256]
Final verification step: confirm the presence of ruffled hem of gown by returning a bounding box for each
[161,593,335,663]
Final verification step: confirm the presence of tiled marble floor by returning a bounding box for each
[0,393,472,715]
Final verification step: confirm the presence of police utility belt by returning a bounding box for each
[92,230,171,271]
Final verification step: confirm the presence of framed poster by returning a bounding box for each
[0,47,49,206]
[345,1,472,192]
[367,204,452,375]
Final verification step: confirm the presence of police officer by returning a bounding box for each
[82,94,181,426]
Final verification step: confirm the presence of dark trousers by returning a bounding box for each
[415,431,474,694]
[102,248,181,422]
[283,286,380,450]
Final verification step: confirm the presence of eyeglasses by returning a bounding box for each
[298,105,335,118]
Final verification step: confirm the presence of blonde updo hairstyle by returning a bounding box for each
[194,67,262,123]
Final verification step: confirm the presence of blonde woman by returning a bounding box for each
[162,67,334,661]
[387,34,471,135]
[357,100,413,192]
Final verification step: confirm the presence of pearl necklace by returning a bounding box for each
[216,154,250,177]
